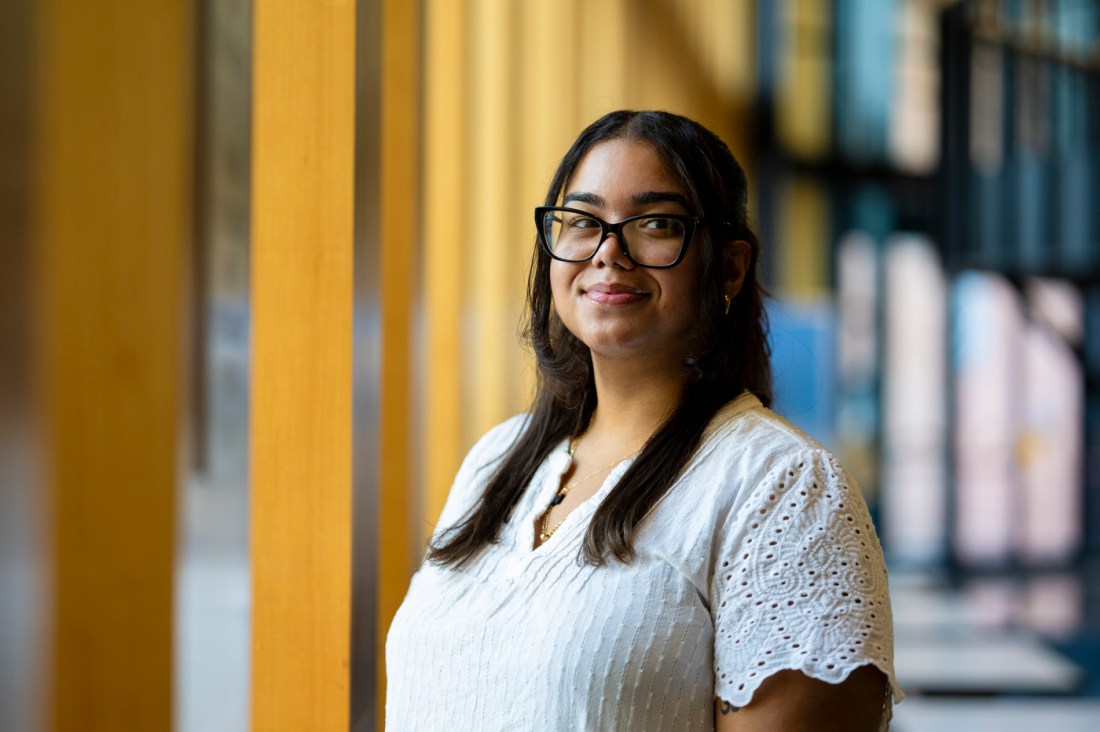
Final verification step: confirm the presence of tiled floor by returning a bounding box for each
[890,569,1100,731]
[892,698,1100,732]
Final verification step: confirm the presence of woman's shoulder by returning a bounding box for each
[432,413,532,533]
[645,392,867,569]
[465,413,531,464]
[642,394,877,616]
[707,391,828,451]
[452,412,534,491]
[646,393,854,549]
[696,391,841,484]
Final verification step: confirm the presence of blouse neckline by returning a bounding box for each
[516,390,761,555]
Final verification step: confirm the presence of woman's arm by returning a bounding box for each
[715,665,889,732]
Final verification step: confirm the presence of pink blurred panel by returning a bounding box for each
[954,272,1020,566]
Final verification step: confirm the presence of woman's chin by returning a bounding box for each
[582,334,682,367]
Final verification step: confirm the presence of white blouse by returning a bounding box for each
[386,392,901,731]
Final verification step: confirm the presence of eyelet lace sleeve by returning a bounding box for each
[711,449,902,709]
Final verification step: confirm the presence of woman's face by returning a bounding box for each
[549,139,706,370]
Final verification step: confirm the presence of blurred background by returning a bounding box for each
[2,0,1100,730]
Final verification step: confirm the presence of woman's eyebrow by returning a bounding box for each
[632,191,690,208]
[562,191,603,206]
[561,191,690,208]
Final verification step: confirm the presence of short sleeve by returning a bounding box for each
[710,449,902,708]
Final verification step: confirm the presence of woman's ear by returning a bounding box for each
[722,239,751,300]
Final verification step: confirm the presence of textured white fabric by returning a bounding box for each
[386,393,901,731]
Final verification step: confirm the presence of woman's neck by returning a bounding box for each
[585,356,688,450]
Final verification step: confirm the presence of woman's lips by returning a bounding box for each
[585,282,648,305]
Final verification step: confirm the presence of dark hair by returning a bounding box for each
[427,110,771,567]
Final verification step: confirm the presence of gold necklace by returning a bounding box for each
[538,429,643,544]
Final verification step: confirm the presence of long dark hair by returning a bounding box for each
[427,110,771,567]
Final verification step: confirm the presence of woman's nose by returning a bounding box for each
[591,230,634,269]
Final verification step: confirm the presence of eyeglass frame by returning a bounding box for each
[534,205,729,269]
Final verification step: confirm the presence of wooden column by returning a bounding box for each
[377,0,421,724]
[249,0,355,729]
[32,1,193,729]
[422,0,467,539]
[465,0,514,441]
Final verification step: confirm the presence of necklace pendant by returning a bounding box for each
[549,493,565,507]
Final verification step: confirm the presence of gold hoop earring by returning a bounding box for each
[723,293,732,316]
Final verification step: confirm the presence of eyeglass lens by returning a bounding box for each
[541,210,687,266]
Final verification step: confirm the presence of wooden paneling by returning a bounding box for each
[377,0,420,725]
[422,0,467,535]
[249,0,355,728]
[466,0,516,442]
[32,1,193,729]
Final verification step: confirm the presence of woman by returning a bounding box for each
[386,110,901,730]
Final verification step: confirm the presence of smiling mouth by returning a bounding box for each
[584,283,649,305]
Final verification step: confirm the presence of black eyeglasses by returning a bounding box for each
[535,206,711,269]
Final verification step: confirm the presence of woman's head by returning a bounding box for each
[527,110,771,410]
[427,111,771,568]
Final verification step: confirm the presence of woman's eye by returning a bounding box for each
[566,215,600,229]
[639,217,683,234]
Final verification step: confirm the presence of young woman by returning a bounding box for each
[386,110,901,730]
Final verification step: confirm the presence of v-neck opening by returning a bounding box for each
[526,448,635,553]
[522,392,758,554]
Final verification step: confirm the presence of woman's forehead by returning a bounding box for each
[564,140,685,201]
